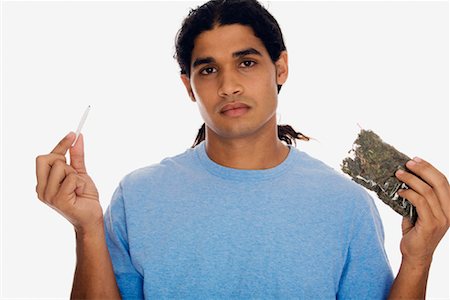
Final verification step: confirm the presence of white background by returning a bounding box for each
[1,0,449,299]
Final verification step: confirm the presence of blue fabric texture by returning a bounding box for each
[104,141,394,299]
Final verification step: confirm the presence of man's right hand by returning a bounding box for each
[35,132,103,235]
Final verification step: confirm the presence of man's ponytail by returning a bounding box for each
[191,123,310,148]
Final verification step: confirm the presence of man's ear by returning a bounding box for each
[180,74,196,102]
[275,51,288,86]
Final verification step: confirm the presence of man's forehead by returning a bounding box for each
[191,24,267,58]
[193,45,265,59]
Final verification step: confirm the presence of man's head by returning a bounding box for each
[174,0,287,92]
[174,0,309,147]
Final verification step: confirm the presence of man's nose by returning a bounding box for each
[217,69,243,97]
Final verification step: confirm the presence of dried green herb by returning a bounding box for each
[341,129,418,225]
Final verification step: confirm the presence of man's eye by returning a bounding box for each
[200,67,217,75]
[240,60,256,68]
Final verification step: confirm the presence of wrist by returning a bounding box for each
[401,256,432,272]
[75,220,105,240]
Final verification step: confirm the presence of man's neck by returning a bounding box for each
[204,126,290,170]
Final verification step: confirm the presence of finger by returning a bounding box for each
[35,153,67,200]
[57,173,86,205]
[396,169,447,223]
[44,161,77,204]
[51,132,76,155]
[69,133,87,174]
[398,188,436,228]
[404,157,450,221]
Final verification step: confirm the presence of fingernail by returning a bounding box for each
[396,169,405,175]
[406,160,416,167]
[66,132,74,138]
[413,157,422,163]
[398,189,404,194]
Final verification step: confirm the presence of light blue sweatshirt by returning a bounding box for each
[104,141,394,299]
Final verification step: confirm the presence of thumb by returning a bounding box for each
[401,216,414,235]
[69,133,87,174]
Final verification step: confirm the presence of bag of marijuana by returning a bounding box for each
[341,129,418,224]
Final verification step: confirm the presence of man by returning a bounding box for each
[35,0,449,298]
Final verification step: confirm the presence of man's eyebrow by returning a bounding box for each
[232,47,262,58]
[192,47,263,69]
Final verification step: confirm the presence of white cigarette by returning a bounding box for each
[72,105,91,147]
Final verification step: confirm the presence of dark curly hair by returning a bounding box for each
[173,0,310,148]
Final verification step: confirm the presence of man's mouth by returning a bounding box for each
[220,102,251,117]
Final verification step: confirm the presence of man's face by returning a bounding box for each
[181,24,288,141]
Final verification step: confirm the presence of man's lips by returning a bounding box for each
[220,102,250,113]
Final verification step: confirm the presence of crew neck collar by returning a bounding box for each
[194,141,297,181]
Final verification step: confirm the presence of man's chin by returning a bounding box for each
[207,124,262,141]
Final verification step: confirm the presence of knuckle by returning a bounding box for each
[44,190,56,204]
[36,155,46,164]
[402,172,412,181]
[43,190,50,203]
[67,166,78,175]
[437,175,449,189]
[423,186,434,198]
[56,139,65,149]
[47,193,58,205]
[413,194,424,205]
[66,172,78,181]
[53,159,66,168]
[36,186,43,200]
[39,195,48,203]
[419,161,429,170]
[36,192,43,202]
[54,153,67,164]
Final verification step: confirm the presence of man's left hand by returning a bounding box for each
[395,157,449,265]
